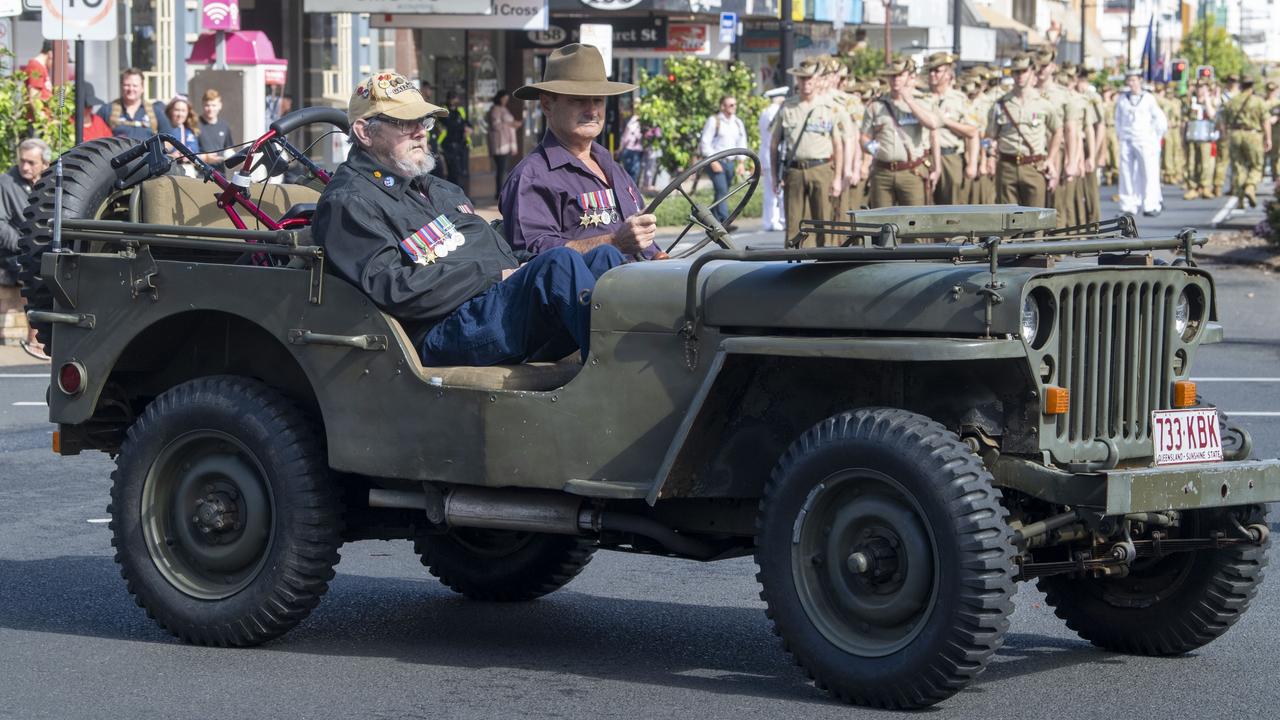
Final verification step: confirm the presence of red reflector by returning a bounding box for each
[58,362,84,395]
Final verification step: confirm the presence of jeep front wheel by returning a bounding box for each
[109,376,343,646]
[755,408,1016,709]
[413,529,595,601]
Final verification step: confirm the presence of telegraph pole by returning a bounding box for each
[883,0,893,62]
[953,0,961,56]
[1126,0,1134,68]
[780,0,794,85]
[1080,0,1086,65]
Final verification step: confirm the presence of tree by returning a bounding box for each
[635,58,768,175]
[1179,18,1252,81]
[0,51,77,170]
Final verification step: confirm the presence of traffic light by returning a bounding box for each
[1195,65,1215,83]
[1171,58,1187,82]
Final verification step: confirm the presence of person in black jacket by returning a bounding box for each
[313,72,623,367]
[0,138,50,359]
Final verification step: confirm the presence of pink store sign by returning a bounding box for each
[202,0,241,32]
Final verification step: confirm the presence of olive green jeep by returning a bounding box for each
[20,140,1280,710]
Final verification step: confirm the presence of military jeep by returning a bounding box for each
[21,138,1280,710]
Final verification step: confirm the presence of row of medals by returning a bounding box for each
[579,208,619,228]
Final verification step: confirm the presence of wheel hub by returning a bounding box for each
[194,490,241,538]
[848,532,902,586]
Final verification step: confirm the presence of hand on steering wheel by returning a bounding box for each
[643,148,761,259]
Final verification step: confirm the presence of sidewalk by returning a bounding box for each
[0,345,48,370]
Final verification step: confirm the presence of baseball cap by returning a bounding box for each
[349,72,446,125]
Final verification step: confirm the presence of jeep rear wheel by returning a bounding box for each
[1038,507,1268,655]
[413,529,595,601]
[755,408,1016,709]
[110,376,343,646]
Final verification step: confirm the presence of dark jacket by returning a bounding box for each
[313,146,518,344]
[0,167,31,283]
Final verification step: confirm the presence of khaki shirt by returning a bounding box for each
[926,87,972,152]
[986,89,1061,156]
[861,93,934,163]
[1223,91,1268,132]
[824,91,855,141]
[771,97,841,162]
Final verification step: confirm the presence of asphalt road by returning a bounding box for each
[2,187,1279,719]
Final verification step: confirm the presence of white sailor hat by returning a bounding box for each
[764,86,789,98]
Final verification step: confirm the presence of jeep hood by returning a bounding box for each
[591,258,1044,336]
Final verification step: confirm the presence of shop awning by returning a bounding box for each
[974,4,1043,44]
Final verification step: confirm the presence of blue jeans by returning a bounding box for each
[707,159,736,223]
[620,149,643,184]
[420,246,625,366]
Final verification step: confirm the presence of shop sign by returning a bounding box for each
[304,0,492,14]
[41,0,118,41]
[371,0,549,30]
[202,0,241,32]
[522,16,665,49]
[663,22,707,53]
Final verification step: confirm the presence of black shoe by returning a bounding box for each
[1142,206,1162,217]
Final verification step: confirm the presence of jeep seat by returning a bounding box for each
[380,312,581,392]
[133,176,322,229]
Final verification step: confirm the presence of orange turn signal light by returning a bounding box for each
[1173,380,1197,408]
[51,430,61,454]
[1044,386,1070,415]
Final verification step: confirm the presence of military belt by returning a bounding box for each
[873,157,925,172]
[939,147,961,156]
[998,152,1045,165]
[1229,126,1260,133]
[786,158,830,170]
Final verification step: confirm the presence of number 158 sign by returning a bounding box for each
[43,0,118,41]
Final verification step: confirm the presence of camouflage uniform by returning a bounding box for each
[1222,84,1269,207]
[1183,84,1219,199]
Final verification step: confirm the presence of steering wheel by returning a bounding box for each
[643,148,760,259]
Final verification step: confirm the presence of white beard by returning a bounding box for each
[390,148,436,179]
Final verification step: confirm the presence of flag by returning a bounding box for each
[1140,15,1156,81]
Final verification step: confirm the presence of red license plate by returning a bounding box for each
[1151,408,1223,465]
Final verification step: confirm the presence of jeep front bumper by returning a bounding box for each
[993,458,1280,516]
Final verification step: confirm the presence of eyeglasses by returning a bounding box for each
[375,115,436,134]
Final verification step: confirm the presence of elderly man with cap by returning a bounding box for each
[861,58,940,208]
[985,53,1061,209]
[501,44,659,260]
[1115,68,1169,216]
[923,52,978,205]
[314,71,624,367]
[1221,75,1270,208]
[771,58,844,246]
[759,86,789,231]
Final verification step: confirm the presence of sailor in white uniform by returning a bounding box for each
[1115,69,1169,216]
[758,86,789,232]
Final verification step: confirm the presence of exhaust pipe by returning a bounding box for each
[368,485,720,559]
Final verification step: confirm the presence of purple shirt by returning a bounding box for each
[500,132,656,259]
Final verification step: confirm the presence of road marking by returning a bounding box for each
[0,374,47,379]
[86,518,110,524]
[1194,378,1280,382]
[1227,412,1280,417]
[1210,196,1239,226]
[12,401,45,406]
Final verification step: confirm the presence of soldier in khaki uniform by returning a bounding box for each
[1155,84,1185,184]
[1183,81,1220,199]
[1221,77,1271,207]
[837,72,867,214]
[1265,81,1280,180]
[1074,68,1105,223]
[861,58,940,208]
[973,69,1005,203]
[1216,79,1234,196]
[1034,49,1082,227]
[771,59,844,247]
[986,53,1062,208]
[924,52,978,205]
[1101,86,1119,185]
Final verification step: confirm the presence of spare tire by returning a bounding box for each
[16,137,139,353]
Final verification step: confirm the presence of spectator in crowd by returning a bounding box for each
[196,89,235,168]
[165,95,201,177]
[486,90,519,202]
[439,91,472,189]
[618,109,644,184]
[0,139,51,360]
[699,94,748,227]
[23,41,54,107]
[100,68,160,140]
[80,83,112,142]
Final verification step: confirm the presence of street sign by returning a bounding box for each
[372,0,548,31]
[579,23,612,76]
[718,11,736,44]
[304,0,491,13]
[41,0,118,41]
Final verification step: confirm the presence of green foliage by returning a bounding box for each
[652,186,762,228]
[844,47,899,81]
[635,57,768,175]
[1180,18,1252,81]
[0,51,77,169]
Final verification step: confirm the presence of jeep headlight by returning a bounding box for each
[1175,290,1191,336]
[1020,294,1040,344]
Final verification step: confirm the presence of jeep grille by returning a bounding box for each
[1029,272,1210,464]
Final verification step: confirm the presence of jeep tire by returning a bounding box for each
[1038,507,1268,655]
[755,408,1016,709]
[413,529,595,601]
[17,137,139,354]
[110,376,343,646]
